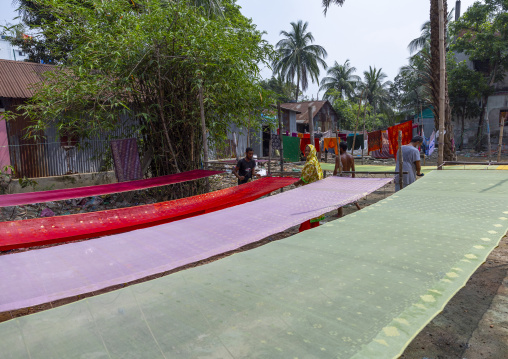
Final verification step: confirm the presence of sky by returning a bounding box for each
[1,0,479,98]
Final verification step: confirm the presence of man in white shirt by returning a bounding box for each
[395,136,424,191]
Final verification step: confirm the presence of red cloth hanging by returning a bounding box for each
[367,130,383,152]
[388,121,413,158]
[300,138,320,154]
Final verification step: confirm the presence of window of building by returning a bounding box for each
[18,51,24,56]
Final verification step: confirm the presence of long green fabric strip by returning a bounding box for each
[1,171,508,358]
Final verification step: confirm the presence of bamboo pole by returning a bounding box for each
[361,104,367,164]
[437,0,446,170]
[199,86,210,192]
[268,129,272,176]
[308,106,315,152]
[398,130,404,190]
[278,103,284,192]
[498,119,505,163]
[351,90,365,156]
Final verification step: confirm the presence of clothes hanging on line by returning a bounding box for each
[346,134,364,151]
[323,137,338,155]
[388,121,413,158]
[367,130,383,152]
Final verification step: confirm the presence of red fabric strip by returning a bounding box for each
[0,169,223,208]
[388,121,413,158]
[0,177,296,251]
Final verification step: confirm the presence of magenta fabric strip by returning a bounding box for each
[0,169,223,207]
[0,177,392,312]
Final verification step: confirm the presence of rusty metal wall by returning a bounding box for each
[4,99,140,178]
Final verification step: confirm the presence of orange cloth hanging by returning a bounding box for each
[323,137,338,155]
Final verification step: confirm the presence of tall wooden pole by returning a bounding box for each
[351,90,365,156]
[268,129,272,176]
[497,118,505,163]
[398,130,404,190]
[277,103,284,192]
[199,86,210,192]
[437,0,446,170]
[308,106,315,152]
[361,104,367,164]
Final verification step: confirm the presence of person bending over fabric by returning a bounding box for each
[294,144,324,232]
[233,147,259,185]
[394,136,424,191]
[333,141,361,217]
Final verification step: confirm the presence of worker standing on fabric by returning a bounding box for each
[333,141,361,216]
[294,144,324,232]
[394,136,424,191]
[233,147,259,185]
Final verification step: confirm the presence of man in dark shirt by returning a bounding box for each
[233,147,259,185]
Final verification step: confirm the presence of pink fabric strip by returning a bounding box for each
[0,177,392,313]
[0,169,223,207]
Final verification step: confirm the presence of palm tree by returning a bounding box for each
[322,0,346,15]
[408,9,454,54]
[319,59,360,101]
[272,20,328,102]
[360,66,392,115]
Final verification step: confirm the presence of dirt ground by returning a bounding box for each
[1,157,508,359]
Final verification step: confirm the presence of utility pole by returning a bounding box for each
[308,106,315,151]
[437,0,446,169]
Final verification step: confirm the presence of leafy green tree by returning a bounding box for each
[260,76,300,103]
[319,59,360,101]
[5,0,273,197]
[332,96,359,131]
[7,0,225,63]
[448,59,490,150]
[272,20,328,102]
[332,95,385,132]
[451,0,508,151]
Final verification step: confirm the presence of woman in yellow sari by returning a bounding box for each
[294,144,324,232]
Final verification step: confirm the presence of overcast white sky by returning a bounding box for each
[1,0,478,98]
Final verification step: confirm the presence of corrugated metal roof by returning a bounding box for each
[280,101,329,123]
[0,59,56,99]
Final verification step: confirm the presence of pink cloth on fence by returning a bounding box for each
[0,176,392,313]
[110,138,142,182]
[0,169,223,207]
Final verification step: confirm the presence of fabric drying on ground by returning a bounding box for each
[0,169,224,207]
[316,163,507,173]
[0,177,297,251]
[0,176,391,313]
[310,164,436,174]
[0,171,507,358]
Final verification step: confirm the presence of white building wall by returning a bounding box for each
[0,37,29,61]
[289,112,297,134]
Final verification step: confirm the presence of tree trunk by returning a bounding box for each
[295,72,300,102]
[475,97,488,152]
[431,0,456,162]
[459,111,465,151]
